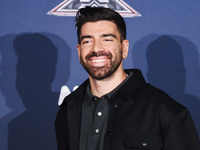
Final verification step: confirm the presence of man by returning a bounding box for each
[55,6,200,150]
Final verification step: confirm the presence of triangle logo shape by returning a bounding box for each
[47,0,141,17]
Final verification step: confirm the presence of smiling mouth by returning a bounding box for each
[91,59,107,63]
[88,57,109,67]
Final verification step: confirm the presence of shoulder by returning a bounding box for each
[138,84,195,134]
[138,83,187,115]
[59,79,89,108]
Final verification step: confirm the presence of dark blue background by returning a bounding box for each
[0,0,200,149]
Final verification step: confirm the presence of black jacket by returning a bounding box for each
[55,69,200,150]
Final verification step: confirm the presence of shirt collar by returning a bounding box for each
[84,71,133,106]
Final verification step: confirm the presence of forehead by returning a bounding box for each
[81,20,120,36]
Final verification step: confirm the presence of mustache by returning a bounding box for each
[85,51,112,60]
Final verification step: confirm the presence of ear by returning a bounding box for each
[77,44,81,61]
[122,40,129,59]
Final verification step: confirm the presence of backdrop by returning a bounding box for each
[0,0,200,149]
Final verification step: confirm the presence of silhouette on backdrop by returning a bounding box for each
[132,35,200,138]
[0,34,25,150]
[8,33,63,150]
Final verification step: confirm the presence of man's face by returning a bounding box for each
[77,20,129,80]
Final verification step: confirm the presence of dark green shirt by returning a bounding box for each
[79,72,133,150]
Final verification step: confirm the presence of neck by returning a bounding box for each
[89,66,127,97]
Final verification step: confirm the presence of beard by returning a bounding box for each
[80,50,123,80]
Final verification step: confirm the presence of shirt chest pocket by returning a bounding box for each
[123,133,163,150]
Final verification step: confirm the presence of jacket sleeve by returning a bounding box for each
[163,109,200,150]
[55,108,69,150]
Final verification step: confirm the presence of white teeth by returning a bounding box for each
[91,59,107,63]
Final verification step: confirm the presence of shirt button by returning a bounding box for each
[93,97,98,101]
[95,129,100,133]
[98,112,102,116]
[142,142,147,147]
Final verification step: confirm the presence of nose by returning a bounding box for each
[92,40,103,53]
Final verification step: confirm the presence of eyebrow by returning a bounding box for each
[80,33,117,43]
[101,34,117,39]
[80,35,92,43]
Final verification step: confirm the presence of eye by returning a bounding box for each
[82,40,89,44]
[81,39,91,45]
[104,38,113,42]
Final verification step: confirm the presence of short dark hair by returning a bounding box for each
[75,6,126,44]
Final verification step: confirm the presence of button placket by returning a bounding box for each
[92,98,102,136]
[93,96,108,137]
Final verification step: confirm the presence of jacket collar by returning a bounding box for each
[61,69,146,107]
[61,79,89,107]
[117,69,146,101]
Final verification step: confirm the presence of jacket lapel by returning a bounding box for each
[64,80,89,150]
